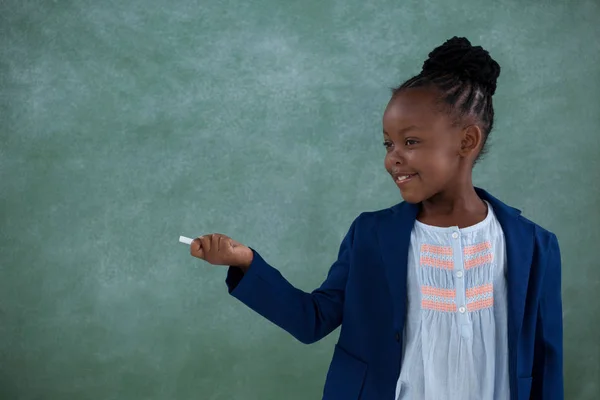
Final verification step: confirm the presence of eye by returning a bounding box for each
[405,139,419,146]
[383,140,393,149]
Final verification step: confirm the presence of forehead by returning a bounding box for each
[383,87,445,133]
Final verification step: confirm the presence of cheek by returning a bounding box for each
[429,151,460,178]
[410,147,458,174]
[383,154,393,170]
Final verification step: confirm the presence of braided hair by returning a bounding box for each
[393,37,501,163]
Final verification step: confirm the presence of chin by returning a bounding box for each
[399,189,425,204]
[394,176,437,204]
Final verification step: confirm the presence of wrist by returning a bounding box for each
[239,247,254,271]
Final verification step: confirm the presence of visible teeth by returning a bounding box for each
[397,175,410,181]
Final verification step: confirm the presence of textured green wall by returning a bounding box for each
[1,0,599,398]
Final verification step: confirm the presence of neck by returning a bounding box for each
[419,178,486,223]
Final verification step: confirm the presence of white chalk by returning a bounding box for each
[179,236,193,245]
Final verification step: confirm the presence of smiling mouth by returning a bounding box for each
[396,173,418,184]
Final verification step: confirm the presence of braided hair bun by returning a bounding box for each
[421,37,501,95]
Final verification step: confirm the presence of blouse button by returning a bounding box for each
[451,232,459,239]
[456,271,463,278]
[459,306,466,314]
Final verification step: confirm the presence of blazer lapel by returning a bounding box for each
[476,188,535,377]
[377,201,419,328]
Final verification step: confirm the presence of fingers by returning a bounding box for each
[191,234,240,265]
[190,234,229,259]
[211,234,223,253]
[200,235,211,254]
[219,235,230,252]
[206,234,229,252]
[190,237,204,259]
[191,234,212,259]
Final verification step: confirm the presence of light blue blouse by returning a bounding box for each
[395,201,510,400]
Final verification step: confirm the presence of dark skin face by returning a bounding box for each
[383,86,488,228]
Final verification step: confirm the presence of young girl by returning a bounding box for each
[189,37,563,400]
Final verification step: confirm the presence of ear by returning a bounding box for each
[458,125,483,157]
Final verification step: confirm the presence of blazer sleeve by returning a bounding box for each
[532,233,564,399]
[224,216,359,344]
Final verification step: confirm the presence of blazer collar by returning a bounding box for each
[378,187,534,351]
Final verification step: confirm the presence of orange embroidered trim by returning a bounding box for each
[421,285,456,312]
[463,241,492,256]
[422,300,458,312]
[421,286,456,298]
[420,244,454,270]
[421,244,453,256]
[466,283,494,311]
[463,241,493,270]
[464,254,494,270]
[465,283,493,298]
[420,257,454,270]
[467,298,494,311]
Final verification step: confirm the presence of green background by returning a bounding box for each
[1,0,599,399]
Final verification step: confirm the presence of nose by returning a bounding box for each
[389,148,405,165]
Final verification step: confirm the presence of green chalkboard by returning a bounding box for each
[1,0,599,399]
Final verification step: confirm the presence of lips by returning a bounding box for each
[392,172,418,181]
[393,172,418,185]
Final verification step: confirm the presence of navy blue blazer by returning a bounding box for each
[226,188,563,400]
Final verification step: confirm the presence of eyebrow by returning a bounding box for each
[383,125,419,135]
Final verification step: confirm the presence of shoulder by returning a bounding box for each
[351,201,408,227]
[478,187,559,247]
[355,206,394,222]
[501,209,562,273]
[340,203,404,243]
[341,204,405,255]
[512,213,562,298]
[513,214,560,251]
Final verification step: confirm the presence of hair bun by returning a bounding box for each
[421,37,501,95]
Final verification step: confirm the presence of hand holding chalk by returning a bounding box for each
[181,233,253,270]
